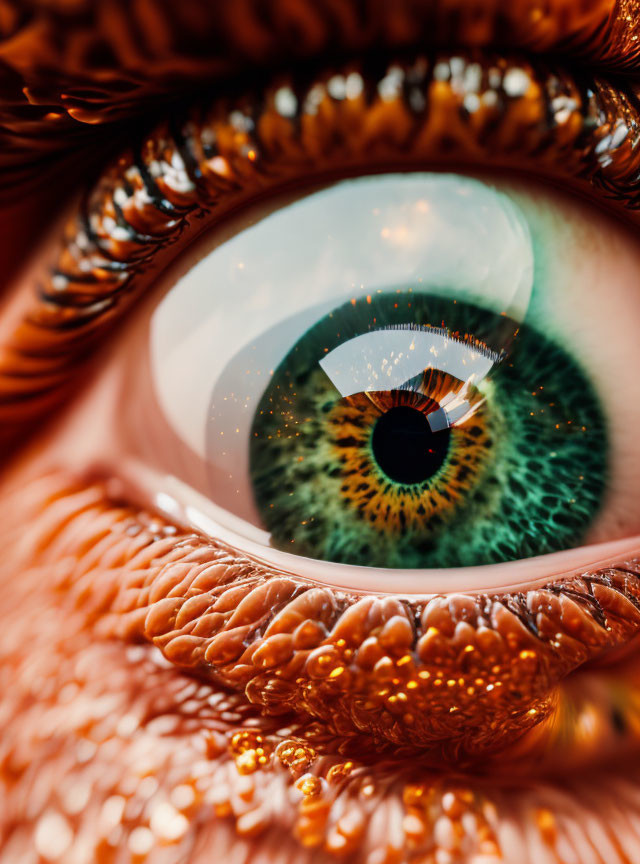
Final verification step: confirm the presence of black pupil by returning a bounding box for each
[371,405,450,485]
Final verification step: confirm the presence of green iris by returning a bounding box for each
[249,291,607,568]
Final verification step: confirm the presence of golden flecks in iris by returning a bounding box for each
[328,371,492,534]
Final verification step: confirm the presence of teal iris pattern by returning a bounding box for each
[249,292,607,568]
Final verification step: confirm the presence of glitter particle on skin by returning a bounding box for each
[34,811,74,861]
[229,730,273,774]
[276,741,318,774]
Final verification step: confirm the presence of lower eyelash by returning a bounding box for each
[1,52,638,454]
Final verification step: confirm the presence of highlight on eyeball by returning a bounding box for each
[2,4,640,864]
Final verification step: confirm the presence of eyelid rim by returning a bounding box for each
[1,53,639,457]
[111,459,640,597]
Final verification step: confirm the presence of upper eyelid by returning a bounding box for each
[3,0,640,127]
[0,52,639,457]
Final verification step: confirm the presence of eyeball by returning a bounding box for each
[141,171,640,572]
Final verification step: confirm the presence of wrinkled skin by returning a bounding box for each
[3,2,640,863]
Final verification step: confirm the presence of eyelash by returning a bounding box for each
[1,51,639,453]
[5,0,639,139]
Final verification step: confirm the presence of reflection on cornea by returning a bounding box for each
[319,326,501,397]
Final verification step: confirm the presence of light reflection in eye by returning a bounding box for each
[149,173,534,458]
[319,325,500,435]
[141,170,640,571]
[319,326,501,400]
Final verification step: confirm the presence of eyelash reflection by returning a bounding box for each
[2,52,640,453]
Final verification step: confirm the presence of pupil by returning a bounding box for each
[371,405,450,485]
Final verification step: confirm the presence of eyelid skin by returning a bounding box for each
[5,471,640,863]
[1,53,640,458]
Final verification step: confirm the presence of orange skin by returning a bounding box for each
[3,2,640,863]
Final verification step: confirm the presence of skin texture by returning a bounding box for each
[4,470,640,862]
[3,2,640,863]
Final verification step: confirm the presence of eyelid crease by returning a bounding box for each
[1,52,639,456]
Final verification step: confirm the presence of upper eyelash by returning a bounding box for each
[1,52,639,454]
[3,0,640,145]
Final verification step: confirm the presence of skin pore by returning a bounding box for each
[3,2,640,862]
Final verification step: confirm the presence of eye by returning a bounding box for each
[26,54,640,595]
[139,169,638,571]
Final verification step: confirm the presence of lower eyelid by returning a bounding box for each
[6,468,640,759]
[6,473,640,862]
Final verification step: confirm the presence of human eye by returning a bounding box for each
[3,8,640,864]
[143,169,635,580]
